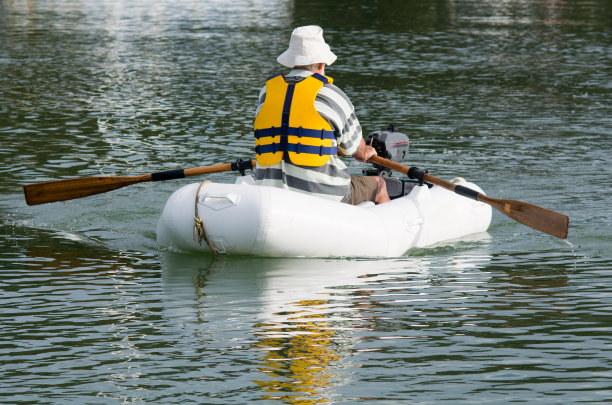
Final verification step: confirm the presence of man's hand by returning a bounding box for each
[352,139,377,162]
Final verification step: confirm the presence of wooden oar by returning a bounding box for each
[369,155,569,239]
[23,159,255,206]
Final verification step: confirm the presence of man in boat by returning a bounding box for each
[254,25,390,205]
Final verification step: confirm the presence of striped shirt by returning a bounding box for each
[254,69,362,202]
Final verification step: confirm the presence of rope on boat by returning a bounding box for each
[193,180,220,255]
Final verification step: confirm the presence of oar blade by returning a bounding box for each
[23,176,146,206]
[485,197,569,239]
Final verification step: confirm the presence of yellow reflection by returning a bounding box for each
[252,298,340,404]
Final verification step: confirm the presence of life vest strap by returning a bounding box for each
[311,73,329,84]
[256,143,338,156]
[255,126,335,140]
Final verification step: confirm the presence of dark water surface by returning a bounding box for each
[1,0,611,403]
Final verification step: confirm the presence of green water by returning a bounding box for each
[1,0,611,403]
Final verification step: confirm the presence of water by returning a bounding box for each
[1,0,611,403]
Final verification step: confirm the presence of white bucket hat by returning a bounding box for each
[277,25,337,68]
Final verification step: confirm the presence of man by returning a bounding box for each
[254,25,389,205]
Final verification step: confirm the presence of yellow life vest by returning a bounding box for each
[254,73,337,167]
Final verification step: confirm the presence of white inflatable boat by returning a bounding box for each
[156,175,492,258]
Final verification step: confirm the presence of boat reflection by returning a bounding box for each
[161,244,492,403]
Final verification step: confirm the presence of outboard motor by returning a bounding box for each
[364,124,409,175]
[364,125,423,199]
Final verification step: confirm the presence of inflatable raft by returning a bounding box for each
[156,175,492,258]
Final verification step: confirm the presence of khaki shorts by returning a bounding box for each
[347,176,378,205]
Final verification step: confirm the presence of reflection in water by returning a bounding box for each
[161,249,492,403]
[253,299,341,404]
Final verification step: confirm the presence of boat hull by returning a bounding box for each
[156,177,492,257]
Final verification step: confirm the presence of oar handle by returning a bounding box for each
[370,156,462,194]
[152,159,255,180]
[184,159,255,178]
